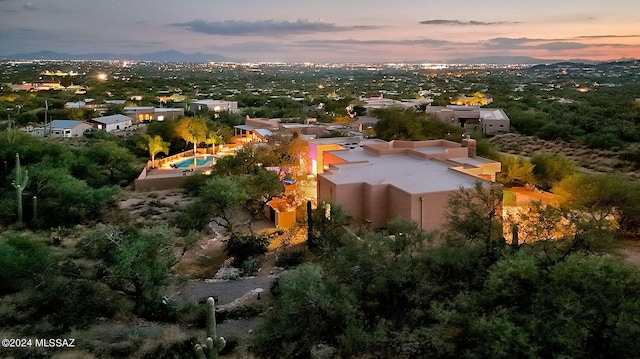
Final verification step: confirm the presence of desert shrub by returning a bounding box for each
[173,200,212,231]
[176,302,207,327]
[503,190,517,206]
[0,232,54,294]
[218,336,240,355]
[585,131,624,150]
[182,173,210,196]
[76,223,123,262]
[241,256,261,276]
[276,249,307,268]
[225,235,269,267]
[225,303,267,320]
[24,278,124,334]
[139,336,197,359]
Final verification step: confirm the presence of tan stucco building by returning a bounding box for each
[316,138,500,231]
[425,105,510,134]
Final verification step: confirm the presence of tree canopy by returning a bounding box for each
[372,107,464,141]
[175,116,208,154]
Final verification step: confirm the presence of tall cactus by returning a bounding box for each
[11,153,28,224]
[195,297,226,359]
[32,196,38,221]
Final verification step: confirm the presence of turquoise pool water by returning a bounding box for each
[174,157,211,168]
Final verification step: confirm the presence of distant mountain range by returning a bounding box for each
[445,55,598,65]
[1,51,635,64]
[0,50,237,63]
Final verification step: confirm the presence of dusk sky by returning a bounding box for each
[1,0,639,62]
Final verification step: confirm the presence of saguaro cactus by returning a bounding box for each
[195,297,226,359]
[33,196,38,221]
[11,153,28,224]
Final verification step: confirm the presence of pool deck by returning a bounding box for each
[135,147,238,191]
[144,166,206,178]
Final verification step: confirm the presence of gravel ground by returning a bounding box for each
[172,251,280,307]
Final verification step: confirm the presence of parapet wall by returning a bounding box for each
[134,172,195,192]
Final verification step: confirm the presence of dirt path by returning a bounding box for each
[172,251,279,307]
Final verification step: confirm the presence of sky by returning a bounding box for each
[1,0,639,63]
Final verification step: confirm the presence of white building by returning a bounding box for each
[189,99,239,113]
[425,105,511,134]
[91,114,134,132]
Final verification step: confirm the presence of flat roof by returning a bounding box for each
[124,106,154,111]
[480,108,508,120]
[93,114,132,125]
[320,152,483,194]
[191,99,233,104]
[234,124,254,131]
[155,108,184,113]
[449,156,497,166]
[309,137,386,147]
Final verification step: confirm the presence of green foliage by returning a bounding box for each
[530,152,576,190]
[22,163,118,228]
[532,254,640,359]
[181,173,211,196]
[240,256,261,276]
[139,134,170,166]
[372,107,463,141]
[502,190,517,206]
[181,164,283,235]
[176,116,209,154]
[554,173,640,237]
[195,297,226,359]
[25,278,121,334]
[585,131,625,150]
[0,232,53,294]
[308,204,352,252]
[253,213,640,359]
[275,248,307,268]
[76,223,123,262]
[535,121,583,142]
[11,153,29,224]
[252,264,366,359]
[238,168,284,218]
[444,182,504,254]
[497,156,535,186]
[196,175,249,235]
[471,133,500,160]
[79,141,140,187]
[225,235,269,267]
[146,118,185,154]
[77,225,181,319]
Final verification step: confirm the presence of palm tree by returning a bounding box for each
[141,134,170,168]
[204,130,224,154]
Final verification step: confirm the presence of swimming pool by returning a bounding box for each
[173,157,212,168]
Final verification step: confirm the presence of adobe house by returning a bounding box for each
[316,138,501,231]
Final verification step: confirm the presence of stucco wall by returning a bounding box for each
[411,191,453,231]
[134,174,193,192]
[362,183,390,228]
